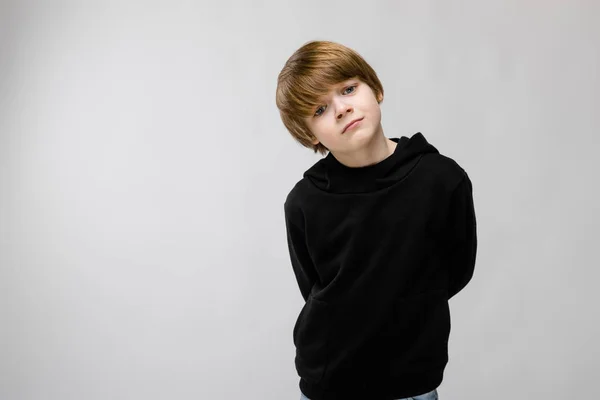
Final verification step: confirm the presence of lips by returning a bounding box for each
[343,117,364,133]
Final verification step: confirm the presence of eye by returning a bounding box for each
[313,85,357,117]
[343,85,356,95]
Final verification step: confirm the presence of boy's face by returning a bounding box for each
[303,77,383,151]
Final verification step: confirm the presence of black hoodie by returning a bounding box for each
[283,132,477,400]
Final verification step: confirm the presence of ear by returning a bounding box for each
[377,93,384,103]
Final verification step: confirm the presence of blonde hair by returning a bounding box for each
[275,40,384,156]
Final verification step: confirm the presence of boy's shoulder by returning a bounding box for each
[423,152,470,190]
[284,177,310,211]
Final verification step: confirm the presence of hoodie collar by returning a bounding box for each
[303,132,439,194]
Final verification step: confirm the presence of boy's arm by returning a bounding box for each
[284,203,319,303]
[445,171,478,300]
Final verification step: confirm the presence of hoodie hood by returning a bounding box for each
[303,132,439,194]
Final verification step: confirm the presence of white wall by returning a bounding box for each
[1,1,599,399]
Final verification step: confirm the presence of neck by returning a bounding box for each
[329,130,397,168]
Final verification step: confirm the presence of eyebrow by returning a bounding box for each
[331,80,352,88]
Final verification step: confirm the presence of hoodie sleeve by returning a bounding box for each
[284,202,319,303]
[445,171,478,300]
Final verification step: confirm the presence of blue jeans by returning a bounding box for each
[300,388,438,400]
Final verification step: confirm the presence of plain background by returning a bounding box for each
[1,1,599,399]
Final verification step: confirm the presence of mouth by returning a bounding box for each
[343,117,364,133]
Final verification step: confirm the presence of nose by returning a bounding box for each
[337,106,353,120]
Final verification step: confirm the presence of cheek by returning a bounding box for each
[370,106,382,121]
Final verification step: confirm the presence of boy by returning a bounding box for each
[276,40,477,400]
